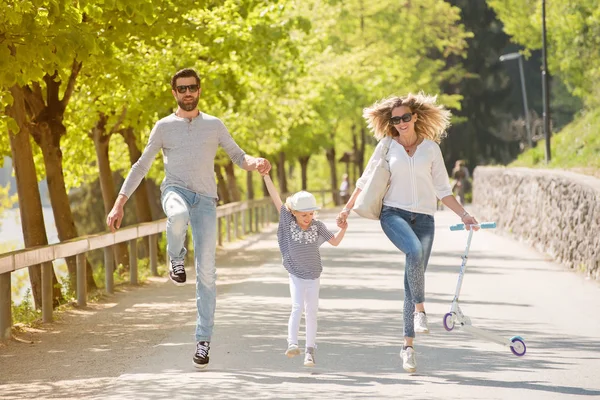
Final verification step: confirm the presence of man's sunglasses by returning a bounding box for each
[390,113,413,125]
[175,84,200,94]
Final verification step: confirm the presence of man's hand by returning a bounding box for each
[106,204,124,233]
[256,158,271,175]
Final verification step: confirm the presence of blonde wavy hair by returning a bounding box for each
[362,92,451,143]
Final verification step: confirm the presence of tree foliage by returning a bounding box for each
[488,0,600,107]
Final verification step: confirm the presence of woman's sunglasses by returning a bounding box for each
[175,84,200,94]
[390,113,413,125]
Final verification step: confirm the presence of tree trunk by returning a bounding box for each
[214,164,231,204]
[246,170,255,231]
[121,127,153,224]
[277,152,288,194]
[326,147,339,205]
[351,124,357,185]
[121,127,153,258]
[91,113,130,269]
[246,170,254,201]
[23,66,97,292]
[358,126,366,176]
[223,161,241,202]
[6,85,63,308]
[298,156,310,191]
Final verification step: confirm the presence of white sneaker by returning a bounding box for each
[400,347,417,373]
[304,347,315,367]
[414,311,429,334]
[285,343,301,358]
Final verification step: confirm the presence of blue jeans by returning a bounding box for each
[161,186,217,342]
[380,205,435,338]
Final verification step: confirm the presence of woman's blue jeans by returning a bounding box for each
[161,186,217,342]
[380,205,435,338]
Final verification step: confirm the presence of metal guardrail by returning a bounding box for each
[0,189,332,339]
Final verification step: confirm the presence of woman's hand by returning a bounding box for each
[461,214,479,231]
[336,208,350,227]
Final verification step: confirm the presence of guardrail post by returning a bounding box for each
[129,239,138,285]
[241,209,246,235]
[254,207,259,232]
[249,208,254,233]
[218,217,223,246]
[104,246,114,294]
[226,214,231,242]
[233,212,239,240]
[41,261,53,323]
[77,253,87,307]
[0,272,11,339]
[149,234,158,276]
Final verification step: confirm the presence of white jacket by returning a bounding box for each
[356,138,453,216]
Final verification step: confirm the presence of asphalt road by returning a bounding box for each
[1,209,599,400]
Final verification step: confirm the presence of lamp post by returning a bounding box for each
[541,0,551,162]
[499,52,532,148]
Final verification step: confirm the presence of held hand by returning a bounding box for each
[336,209,350,225]
[256,158,271,175]
[337,219,348,229]
[462,214,479,231]
[106,205,124,233]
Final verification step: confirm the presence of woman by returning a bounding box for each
[336,93,479,373]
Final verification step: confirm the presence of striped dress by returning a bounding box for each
[277,205,334,280]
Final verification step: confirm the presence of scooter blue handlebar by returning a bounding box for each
[450,222,496,231]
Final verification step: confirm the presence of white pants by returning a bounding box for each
[287,274,320,349]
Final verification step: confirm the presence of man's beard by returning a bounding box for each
[177,97,198,111]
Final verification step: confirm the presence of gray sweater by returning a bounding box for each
[119,112,246,199]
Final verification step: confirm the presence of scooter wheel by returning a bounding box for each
[510,336,526,356]
[443,312,455,331]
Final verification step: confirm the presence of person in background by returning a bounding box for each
[451,159,470,205]
[339,173,350,205]
[336,93,479,373]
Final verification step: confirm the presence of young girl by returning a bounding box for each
[263,174,348,367]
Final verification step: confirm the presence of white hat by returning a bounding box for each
[289,191,319,211]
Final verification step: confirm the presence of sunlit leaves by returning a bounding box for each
[488,0,600,106]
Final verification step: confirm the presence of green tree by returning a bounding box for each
[488,0,599,107]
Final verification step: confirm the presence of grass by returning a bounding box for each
[510,107,600,178]
[10,255,165,329]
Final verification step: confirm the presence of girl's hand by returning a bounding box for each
[337,219,348,229]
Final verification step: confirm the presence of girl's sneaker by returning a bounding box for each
[304,347,315,367]
[285,343,301,358]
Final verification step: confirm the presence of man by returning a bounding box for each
[106,68,271,369]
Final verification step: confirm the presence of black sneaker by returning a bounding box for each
[193,341,210,369]
[169,259,186,286]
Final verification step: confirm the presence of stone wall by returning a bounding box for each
[473,166,600,280]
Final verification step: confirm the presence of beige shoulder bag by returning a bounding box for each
[352,137,393,220]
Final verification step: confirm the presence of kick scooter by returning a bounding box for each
[443,222,527,357]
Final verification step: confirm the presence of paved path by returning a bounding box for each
[1,210,599,399]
